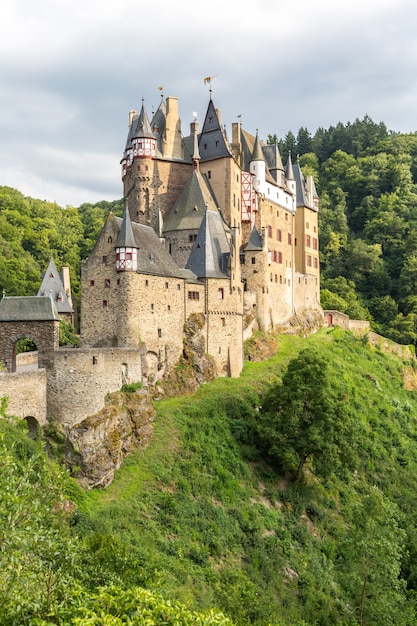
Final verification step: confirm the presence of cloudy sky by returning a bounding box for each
[2,0,417,207]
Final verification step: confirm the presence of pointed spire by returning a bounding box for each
[116,201,137,249]
[251,130,265,162]
[245,224,263,251]
[133,100,155,140]
[285,151,295,180]
[192,121,200,171]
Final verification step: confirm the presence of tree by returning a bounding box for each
[258,347,353,481]
[339,486,409,626]
[0,431,79,624]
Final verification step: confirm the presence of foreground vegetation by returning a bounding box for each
[4,329,417,624]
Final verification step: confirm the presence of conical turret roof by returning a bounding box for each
[116,205,137,248]
[251,132,265,162]
[285,152,295,180]
[132,102,155,140]
[244,224,263,251]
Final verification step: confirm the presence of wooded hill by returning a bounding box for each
[2,328,417,625]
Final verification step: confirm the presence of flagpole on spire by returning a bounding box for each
[203,75,218,98]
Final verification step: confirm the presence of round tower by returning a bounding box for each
[250,131,266,192]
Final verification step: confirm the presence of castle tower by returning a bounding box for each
[186,208,243,377]
[250,131,266,192]
[121,101,159,226]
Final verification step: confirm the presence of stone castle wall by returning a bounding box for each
[294,273,321,315]
[0,369,47,425]
[47,347,142,427]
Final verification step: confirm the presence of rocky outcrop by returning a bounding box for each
[65,388,155,489]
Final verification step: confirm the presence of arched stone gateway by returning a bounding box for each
[0,296,60,372]
[24,416,40,438]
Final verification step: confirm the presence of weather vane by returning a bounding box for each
[203,75,218,96]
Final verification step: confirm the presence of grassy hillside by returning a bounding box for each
[74,328,417,625]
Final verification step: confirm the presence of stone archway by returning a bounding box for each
[24,416,40,438]
[0,297,60,373]
[9,334,39,373]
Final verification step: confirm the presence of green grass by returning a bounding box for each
[76,329,417,625]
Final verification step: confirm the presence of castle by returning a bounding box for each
[0,91,322,430]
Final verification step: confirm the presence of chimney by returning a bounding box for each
[61,266,73,309]
[164,97,180,158]
[129,109,136,127]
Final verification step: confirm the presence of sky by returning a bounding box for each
[2,0,417,207]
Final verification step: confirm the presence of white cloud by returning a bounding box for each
[1,0,417,205]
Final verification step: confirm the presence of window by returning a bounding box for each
[102,300,108,308]
[145,279,149,287]
[306,222,310,229]
[117,278,120,285]
[108,236,113,244]
[278,251,283,264]
[151,303,154,311]
[251,257,256,265]
[188,234,197,243]
[306,235,311,247]
[165,282,169,289]
[314,257,319,268]
[89,280,95,287]
[204,143,207,150]
[208,170,211,179]
[285,213,288,221]
[221,317,226,327]
[313,237,318,250]
[275,274,277,283]
[288,233,292,245]
[177,284,181,290]
[188,291,200,300]
[267,225,272,238]
[307,255,312,267]
[92,356,98,365]
[102,255,107,264]
[218,288,224,300]
[277,229,282,242]
[104,279,110,288]
[158,328,162,338]
[167,305,171,312]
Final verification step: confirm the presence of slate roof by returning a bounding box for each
[197,99,233,161]
[239,128,278,185]
[0,296,60,321]
[244,224,264,251]
[114,217,195,280]
[186,209,230,279]
[37,258,73,314]
[162,170,219,233]
[293,163,315,210]
[116,205,137,248]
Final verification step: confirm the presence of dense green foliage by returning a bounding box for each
[258,347,354,480]
[0,187,123,304]
[274,118,417,345]
[70,330,417,625]
[4,330,417,623]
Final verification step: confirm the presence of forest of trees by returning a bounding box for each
[2,116,417,346]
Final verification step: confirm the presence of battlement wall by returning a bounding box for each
[0,369,47,425]
[47,347,142,427]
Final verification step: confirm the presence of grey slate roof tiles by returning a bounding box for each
[0,296,61,321]
[186,209,230,279]
[114,216,195,280]
[37,258,73,314]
